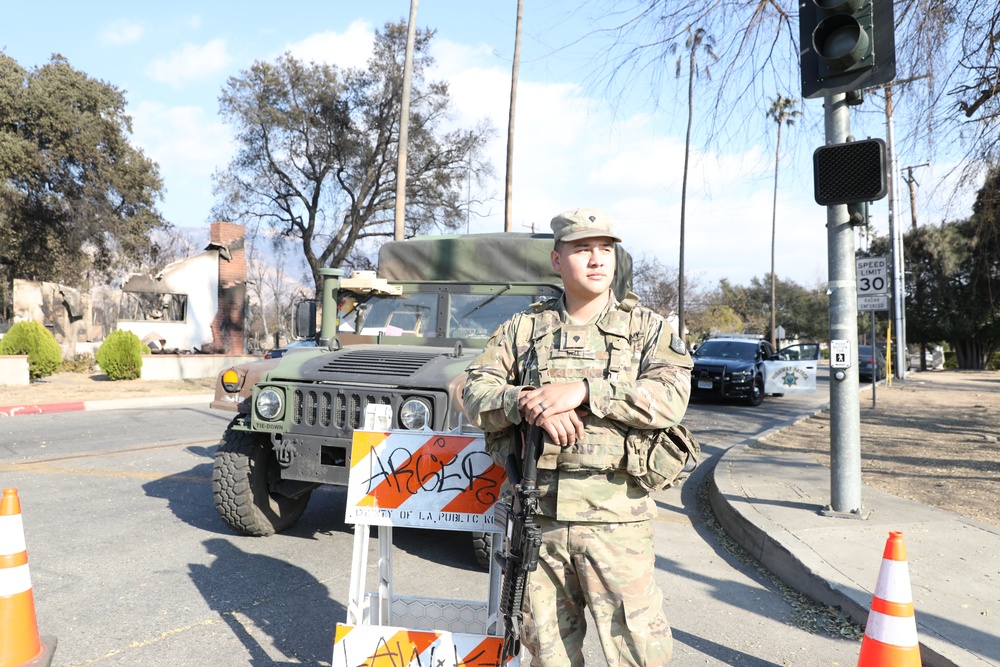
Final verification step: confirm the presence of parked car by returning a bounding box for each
[690,335,779,406]
[263,339,317,360]
[858,344,886,381]
[905,345,945,371]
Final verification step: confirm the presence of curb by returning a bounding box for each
[708,391,967,667]
[0,394,215,418]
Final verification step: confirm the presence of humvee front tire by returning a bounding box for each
[213,424,311,535]
[471,531,492,570]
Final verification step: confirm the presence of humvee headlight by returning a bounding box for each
[256,388,284,421]
[399,398,431,430]
[221,368,242,393]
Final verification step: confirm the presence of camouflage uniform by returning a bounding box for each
[464,271,692,666]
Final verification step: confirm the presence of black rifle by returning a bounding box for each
[495,423,543,662]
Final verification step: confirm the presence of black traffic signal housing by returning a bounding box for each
[800,0,895,99]
[813,138,888,205]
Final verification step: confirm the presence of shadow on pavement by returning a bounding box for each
[672,628,784,667]
[189,537,343,666]
[141,446,356,539]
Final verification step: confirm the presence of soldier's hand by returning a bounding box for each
[519,381,588,424]
[536,409,586,447]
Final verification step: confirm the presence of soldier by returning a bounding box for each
[463,208,693,666]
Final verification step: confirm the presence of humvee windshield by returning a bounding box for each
[342,291,546,339]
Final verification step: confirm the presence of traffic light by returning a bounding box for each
[813,138,888,205]
[800,0,895,99]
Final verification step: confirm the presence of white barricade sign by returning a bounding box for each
[345,430,506,531]
[333,623,511,666]
[763,360,819,394]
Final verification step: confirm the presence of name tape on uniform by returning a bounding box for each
[346,430,505,531]
[333,623,515,666]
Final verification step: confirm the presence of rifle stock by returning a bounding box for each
[495,423,543,662]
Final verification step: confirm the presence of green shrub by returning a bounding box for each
[0,320,63,380]
[96,330,144,381]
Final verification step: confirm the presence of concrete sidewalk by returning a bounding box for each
[710,429,1000,667]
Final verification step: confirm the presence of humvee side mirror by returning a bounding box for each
[293,299,318,340]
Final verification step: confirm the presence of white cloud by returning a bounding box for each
[127,23,829,289]
[101,19,143,45]
[431,39,497,86]
[430,43,826,287]
[145,38,231,88]
[130,101,235,226]
[283,20,374,69]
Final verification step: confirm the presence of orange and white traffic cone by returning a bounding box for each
[1,488,56,667]
[857,530,921,667]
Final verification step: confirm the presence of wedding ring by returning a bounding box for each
[539,403,546,412]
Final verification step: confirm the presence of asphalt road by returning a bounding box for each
[0,379,865,667]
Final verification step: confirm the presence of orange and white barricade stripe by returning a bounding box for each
[1,488,56,667]
[333,623,512,666]
[857,530,921,667]
[345,430,505,530]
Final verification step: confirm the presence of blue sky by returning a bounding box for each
[1,1,970,292]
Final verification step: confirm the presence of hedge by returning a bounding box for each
[0,320,63,381]
[96,330,144,381]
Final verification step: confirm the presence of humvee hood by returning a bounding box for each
[279,344,477,387]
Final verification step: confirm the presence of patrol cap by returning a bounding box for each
[550,208,622,244]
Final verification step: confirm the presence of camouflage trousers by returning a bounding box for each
[521,517,672,666]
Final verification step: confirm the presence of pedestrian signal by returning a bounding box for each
[813,138,888,206]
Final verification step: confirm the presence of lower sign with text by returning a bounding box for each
[858,294,889,311]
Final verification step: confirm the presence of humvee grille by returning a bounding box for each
[317,349,439,377]
[291,388,393,430]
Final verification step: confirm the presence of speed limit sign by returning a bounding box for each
[856,256,888,295]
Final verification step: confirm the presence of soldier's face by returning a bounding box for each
[551,237,616,300]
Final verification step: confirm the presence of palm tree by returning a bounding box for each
[766,95,800,348]
[676,26,716,342]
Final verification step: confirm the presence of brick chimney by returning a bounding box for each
[208,222,246,354]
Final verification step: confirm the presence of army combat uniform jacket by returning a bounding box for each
[463,291,693,523]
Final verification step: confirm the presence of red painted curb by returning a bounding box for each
[0,401,86,417]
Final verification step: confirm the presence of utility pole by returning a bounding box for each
[903,161,929,370]
[393,0,418,241]
[884,86,907,380]
[903,163,929,231]
[466,131,473,234]
[879,75,928,378]
[503,0,523,232]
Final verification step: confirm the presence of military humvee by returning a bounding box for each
[209,232,632,563]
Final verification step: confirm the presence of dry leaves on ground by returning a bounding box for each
[754,370,1000,528]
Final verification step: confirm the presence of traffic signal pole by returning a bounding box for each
[824,93,865,517]
[800,0,895,519]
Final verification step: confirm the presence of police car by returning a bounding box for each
[690,334,777,406]
[691,334,821,406]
